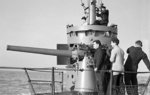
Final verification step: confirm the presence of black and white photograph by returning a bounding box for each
[0,0,150,95]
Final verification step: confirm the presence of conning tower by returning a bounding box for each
[66,0,117,52]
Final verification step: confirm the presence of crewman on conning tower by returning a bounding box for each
[95,3,109,26]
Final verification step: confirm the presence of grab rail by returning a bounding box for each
[0,66,150,95]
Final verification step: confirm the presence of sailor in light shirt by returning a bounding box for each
[109,37,125,95]
[110,37,124,75]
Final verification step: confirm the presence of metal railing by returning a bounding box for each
[0,67,64,95]
[0,66,150,95]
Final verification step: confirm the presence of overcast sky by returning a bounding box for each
[0,0,150,71]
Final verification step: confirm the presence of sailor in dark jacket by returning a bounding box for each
[124,40,150,95]
[93,40,105,71]
[99,6,109,26]
[93,40,110,95]
[95,5,109,26]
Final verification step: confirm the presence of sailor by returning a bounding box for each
[124,40,150,95]
[93,40,111,94]
[93,40,105,71]
[110,37,125,95]
[94,5,109,26]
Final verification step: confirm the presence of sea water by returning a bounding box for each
[0,70,31,95]
[1,69,150,95]
[0,69,63,95]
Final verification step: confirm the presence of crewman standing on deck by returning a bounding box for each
[124,40,150,95]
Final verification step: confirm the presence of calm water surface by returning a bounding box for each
[0,70,30,95]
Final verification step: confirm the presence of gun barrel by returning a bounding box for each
[7,45,72,57]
